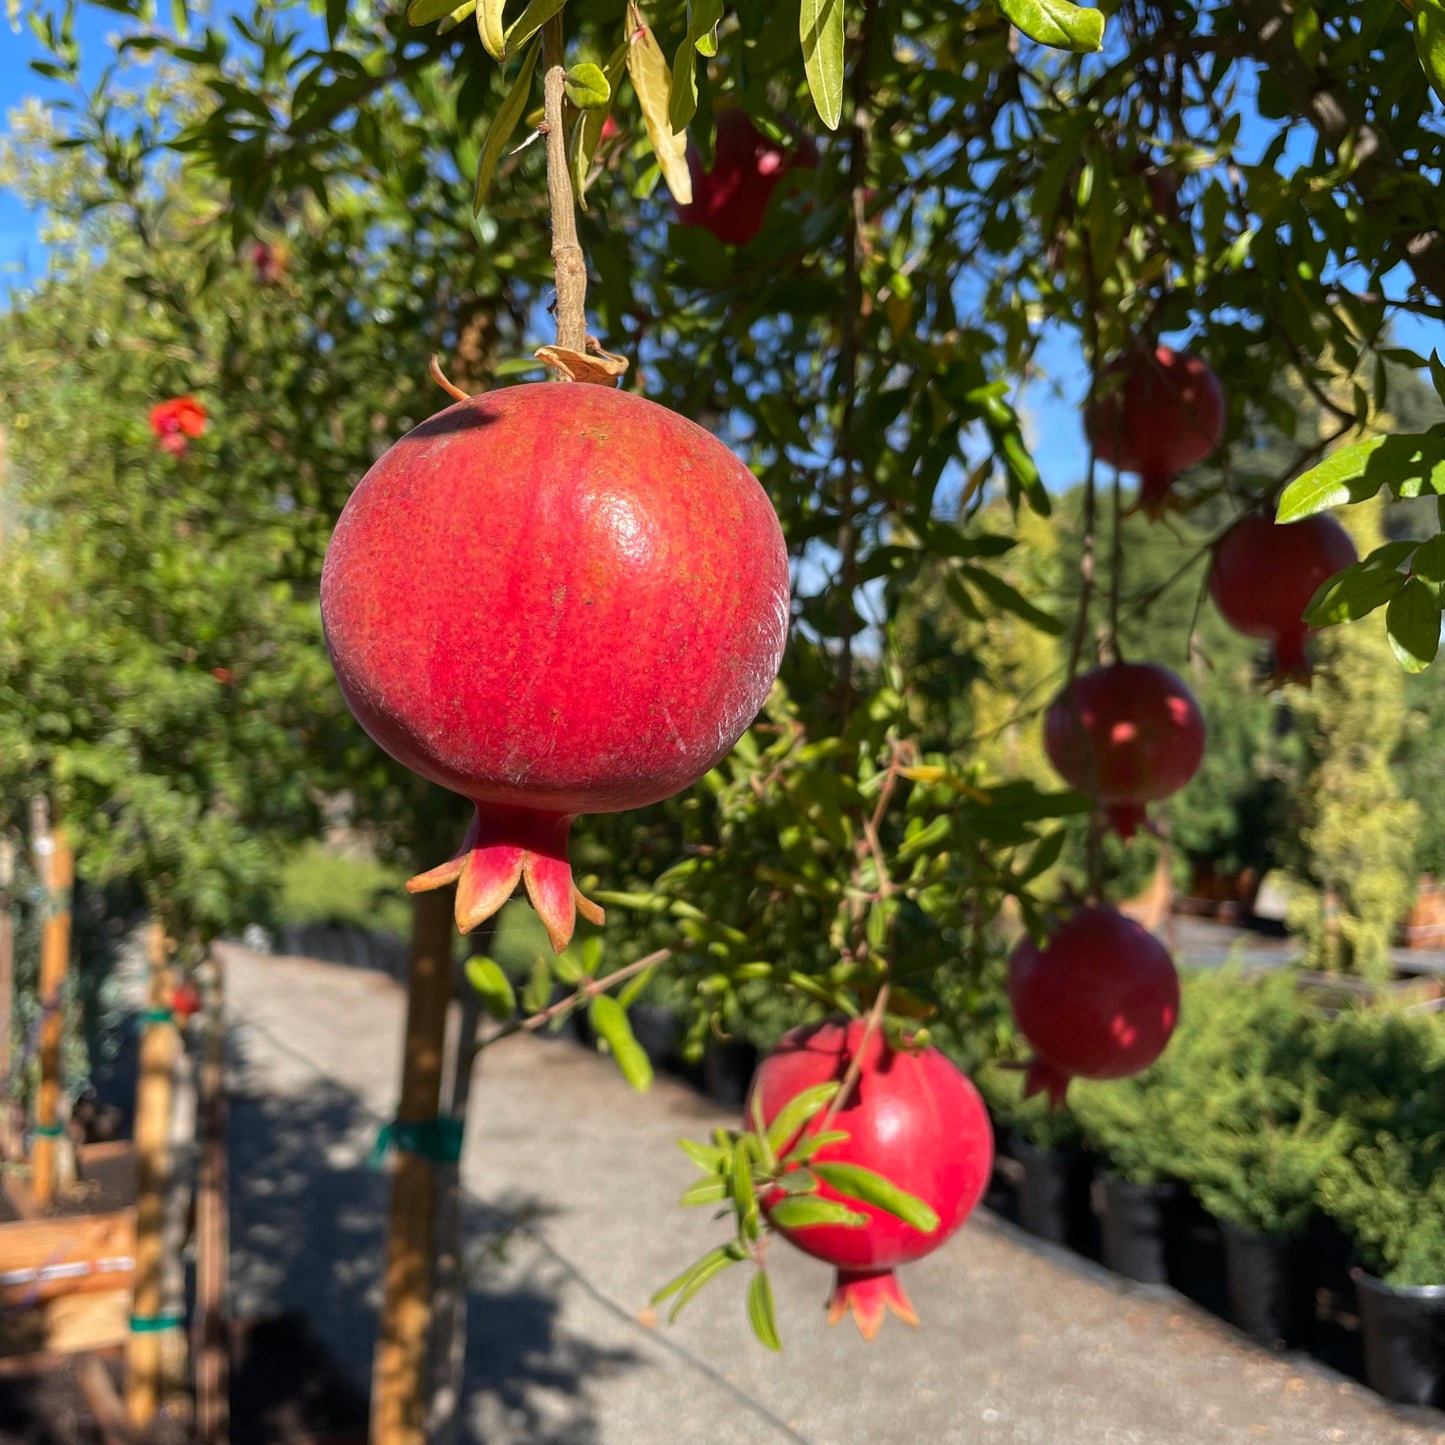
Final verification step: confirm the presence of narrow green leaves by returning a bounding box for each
[473,39,539,214]
[651,1243,746,1320]
[764,1082,839,1156]
[503,0,567,59]
[1303,542,1414,627]
[1277,432,1445,521]
[407,0,463,24]
[464,956,516,1021]
[746,1270,782,1352]
[767,1195,867,1229]
[998,0,1105,53]
[1415,0,1445,105]
[589,994,654,1091]
[627,2,692,204]
[1387,577,1441,673]
[800,0,844,130]
[811,1162,941,1231]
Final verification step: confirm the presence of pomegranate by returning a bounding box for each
[320,382,789,951]
[171,980,202,1022]
[1208,513,1358,682]
[148,396,207,457]
[1007,906,1180,1107]
[674,108,816,247]
[747,1017,993,1339]
[1084,347,1225,516]
[1044,662,1205,839]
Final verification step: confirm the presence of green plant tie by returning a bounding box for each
[141,1007,174,1024]
[372,1116,464,1166]
[129,1313,185,1333]
[31,1122,64,1138]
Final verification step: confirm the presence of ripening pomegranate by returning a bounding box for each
[1044,662,1205,839]
[1007,906,1180,1107]
[1085,348,1225,516]
[149,396,207,457]
[1208,513,1358,682]
[171,980,202,1022]
[321,383,789,951]
[748,1017,993,1340]
[674,108,817,247]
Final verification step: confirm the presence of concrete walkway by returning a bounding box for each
[220,945,1445,1445]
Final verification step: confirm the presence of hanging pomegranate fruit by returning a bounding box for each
[675,108,817,247]
[321,382,790,951]
[1085,347,1225,516]
[1208,512,1358,683]
[1007,906,1180,1107]
[1044,661,1205,839]
[747,1017,993,1340]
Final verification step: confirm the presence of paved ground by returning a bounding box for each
[220,944,1445,1445]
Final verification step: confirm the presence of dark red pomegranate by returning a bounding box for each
[1085,348,1225,516]
[674,108,816,247]
[321,383,790,951]
[1007,906,1180,1107]
[1208,513,1358,682]
[747,1017,993,1339]
[1044,662,1205,839]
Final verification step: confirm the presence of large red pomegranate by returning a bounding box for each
[674,108,816,247]
[1208,512,1358,682]
[321,382,790,951]
[1085,347,1225,516]
[747,1017,993,1340]
[1044,662,1205,839]
[1007,907,1180,1107]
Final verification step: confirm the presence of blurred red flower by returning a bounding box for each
[149,396,207,456]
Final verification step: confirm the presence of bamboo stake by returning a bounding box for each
[30,806,73,1206]
[194,950,229,1445]
[0,836,15,1161]
[371,886,455,1445]
[125,920,178,1427]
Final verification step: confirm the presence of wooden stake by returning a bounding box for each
[194,951,229,1445]
[30,811,73,1206]
[160,1002,196,1396]
[371,886,455,1445]
[0,836,15,1161]
[125,920,178,1427]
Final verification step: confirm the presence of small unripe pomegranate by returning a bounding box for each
[321,383,790,951]
[1085,348,1225,516]
[1208,513,1358,682]
[748,1017,993,1340]
[1044,662,1205,839]
[1007,906,1180,1107]
[675,108,816,247]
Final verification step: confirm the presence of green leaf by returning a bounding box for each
[1415,0,1445,105]
[1430,351,1445,408]
[1412,533,1445,586]
[651,1243,746,1318]
[564,62,611,110]
[1387,576,1441,673]
[692,0,724,54]
[503,0,565,57]
[811,1162,941,1231]
[1016,828,1067,884]
[957,565,1066,635]
[1303,551,1410,626]
[669,34,699,133]
[800,0,844,130]
[767,1195,868,1229]
[733,1137,760,1238]
[678,1136,730,1173]
[464,956,516,1021]
[997,0,1105,52]
[785,1128,850,1160]
[627,2,692,204]
[408,0,461,23]
[521,953,552,1016]
[436,1,478,34]
[765,1082,840,1157]
[477,0,507,60]
[473,41,540,214]
[746,1269,782,1352]
[1276,433,1445,521]
[588,994,654,1091]
[679,1176,729,1206]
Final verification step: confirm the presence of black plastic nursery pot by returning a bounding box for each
[1099,1174,1178,1285]
[1221,1222,1315,1348]
[1353,1269,1445,1407]
[701,1038,760,1108]
[627,1005,683,1072]
[1010,1138,1098,1256]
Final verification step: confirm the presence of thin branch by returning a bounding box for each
[541,17,588,353]
[815,982,891,1137]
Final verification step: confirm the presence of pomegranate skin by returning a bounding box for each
[1085,348,1225,515]
[747,1017,993,1339]
[1007,906,1180,1108]
[1208,513,1358,682]
[675,109,816,247]
[321,382,790,948]
[1044,662,1205,839]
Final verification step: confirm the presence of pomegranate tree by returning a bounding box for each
[1208,513,1358,682]
[746,1017,994,1339]
[1084,347,1225,516]
[1007,906,1180,1107]
[1044,661,1205,839]
[320,382,790,951]
[675,108,816,247]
